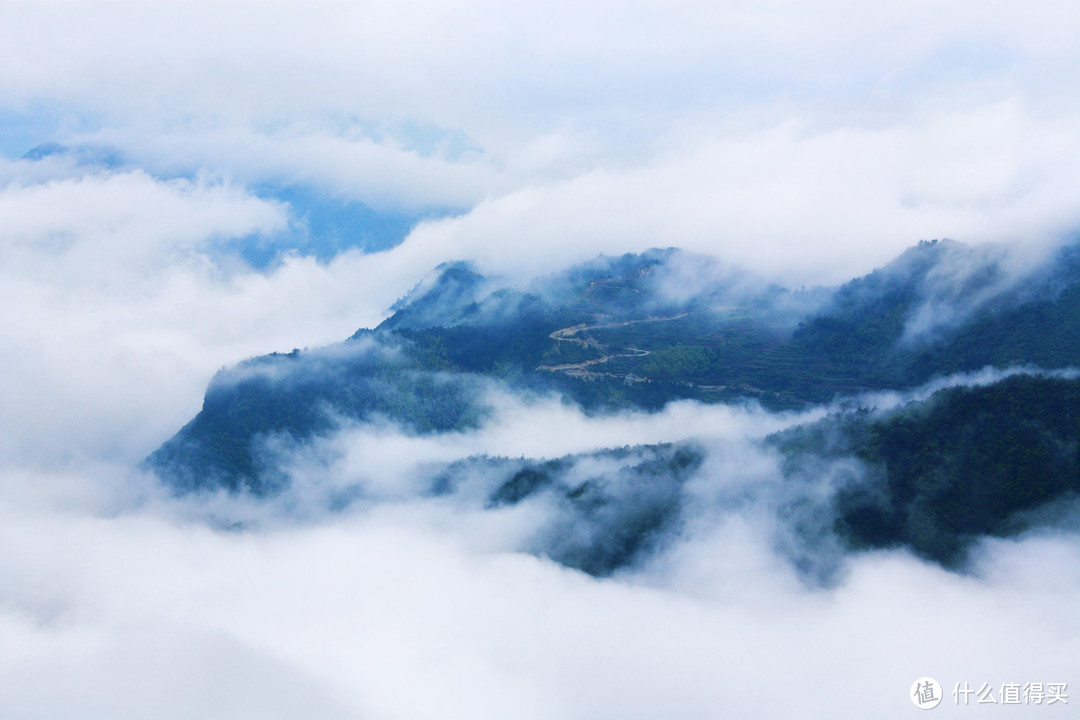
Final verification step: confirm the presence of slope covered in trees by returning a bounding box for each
[774,374,1080,567]
[149,240,1080,510]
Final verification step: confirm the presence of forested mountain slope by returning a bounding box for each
[148,239,1080,574]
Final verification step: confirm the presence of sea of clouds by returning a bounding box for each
[2,1,1079,717]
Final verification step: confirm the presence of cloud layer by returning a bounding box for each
[4,1,1080,281]
[2,390,1078,719]
[2,2,1080,717]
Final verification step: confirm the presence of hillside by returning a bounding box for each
[773,373,1080,568]
[149,239,1080,521]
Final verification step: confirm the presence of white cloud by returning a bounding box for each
[0,167,429,468]
[0,475,1076,720]
[86,124,508,213]
[2,1,1076,132]
[0,171,286,278]
[2,0,1080,280]
[392,101,1080,286]
[0,2,1079,716]
[0,246,429,469]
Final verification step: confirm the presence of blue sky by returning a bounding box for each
[3,1,1079,286]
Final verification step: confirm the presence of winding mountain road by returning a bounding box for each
[537,313,688,378]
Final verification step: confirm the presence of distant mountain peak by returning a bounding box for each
[21,141,126,169]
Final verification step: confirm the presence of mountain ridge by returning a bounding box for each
[150,239,1080,494]
[145,239,1080,577]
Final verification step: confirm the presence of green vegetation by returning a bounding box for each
[774,375,1080,566]
[638,344,712,380]
[439,443,704,576]
[149,240,1080,504]
[148,344,488,493]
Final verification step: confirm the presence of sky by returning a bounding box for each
[1,1,1080,718]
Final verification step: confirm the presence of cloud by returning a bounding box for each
[85,124,507,214]
[1,2,1079,716]
[0,246,432,469]
[0,458,1077,719]
[0,166,432,469]
[393,101,1080,286]
[3,1,1080,284]
[2,1,1077,133]
[0,170,287,279]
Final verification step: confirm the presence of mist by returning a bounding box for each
[3,374,1079,718]
[3,1,1080,717]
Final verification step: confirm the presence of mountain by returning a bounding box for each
[147,246,807,490]
[773,373,1080,568]
[440,443,704,577]
[146,240,1080,574]
[149,338,489,492]
[21,141,126,168]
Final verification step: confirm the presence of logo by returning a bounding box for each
[912,677,943,709]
